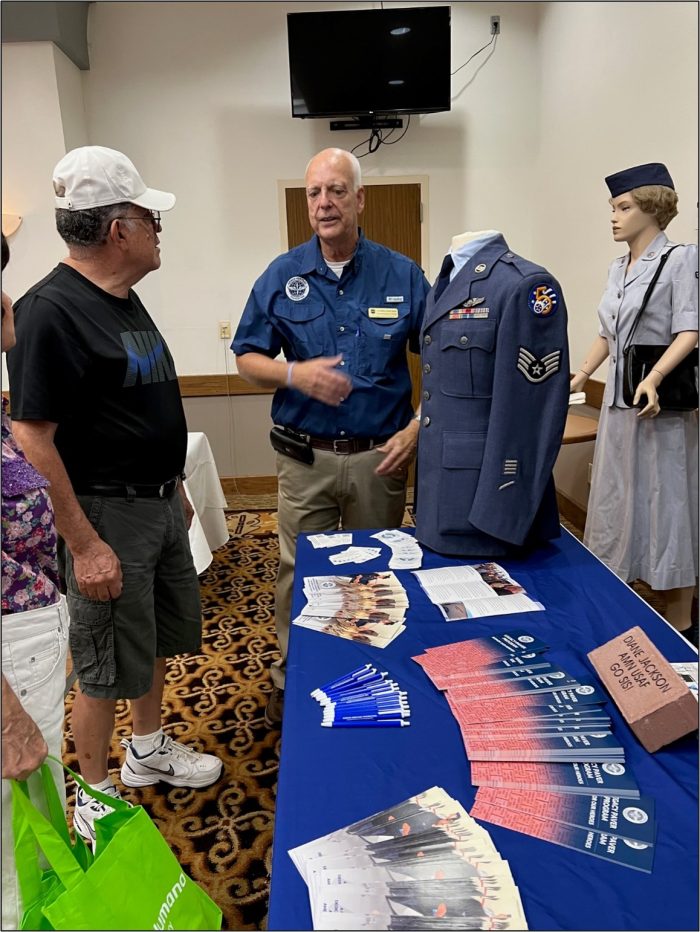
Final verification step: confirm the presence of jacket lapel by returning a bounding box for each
[424,236,510,329]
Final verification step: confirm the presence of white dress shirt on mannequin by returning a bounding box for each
[449,230,501,281]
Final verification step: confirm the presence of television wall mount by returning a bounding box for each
[330,115,403,132]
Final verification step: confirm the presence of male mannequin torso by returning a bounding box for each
[416,233,570,557]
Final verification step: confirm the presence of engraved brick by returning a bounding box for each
[588,626,698,753]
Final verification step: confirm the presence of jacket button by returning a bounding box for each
[424,334,432,345]
[459,335,469,345]
[423,363,431,374]
[423,390,430,401]
[422,416,431,427]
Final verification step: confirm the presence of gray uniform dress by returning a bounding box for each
[584,232,698,590]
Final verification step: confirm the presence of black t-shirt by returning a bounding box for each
[7,263,187,486]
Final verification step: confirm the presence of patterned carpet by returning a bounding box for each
[63,508,282,932]
[60,503,680,931]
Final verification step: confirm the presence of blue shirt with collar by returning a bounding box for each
[233,232,430,439]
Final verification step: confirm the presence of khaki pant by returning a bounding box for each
[272,448,407,688]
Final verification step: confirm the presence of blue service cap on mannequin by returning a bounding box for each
[605,162,675,198]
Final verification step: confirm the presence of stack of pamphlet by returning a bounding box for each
[413,631,656,872]
[292,572,408,648]
[469,786,656,872]
[289,786,529,930]
[306,529,423,569]
[371,529,423,570]
[311,664,410,728]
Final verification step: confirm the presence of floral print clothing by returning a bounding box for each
[1,398,60,613]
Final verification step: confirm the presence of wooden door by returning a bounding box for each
[285,183,424,485]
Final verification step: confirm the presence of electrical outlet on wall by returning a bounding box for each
[490,15,500,34]
[218,321,232,340]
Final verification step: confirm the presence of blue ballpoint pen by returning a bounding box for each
[321,718,409,728]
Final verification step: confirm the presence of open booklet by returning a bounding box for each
[413,563,543,621]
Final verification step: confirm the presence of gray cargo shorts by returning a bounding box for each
[61,491,202,700]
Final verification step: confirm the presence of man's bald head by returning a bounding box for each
[305,148,362,191]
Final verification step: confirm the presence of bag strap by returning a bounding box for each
[622,244,681,355]
[11,762,73,907]
[11,756,132,901]
[11,778,85,894]
[46,755,131,812]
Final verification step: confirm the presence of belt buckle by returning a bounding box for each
[158,477,177,498]
[332,438,351,454]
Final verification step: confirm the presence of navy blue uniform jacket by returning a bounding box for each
[415,235,570,557]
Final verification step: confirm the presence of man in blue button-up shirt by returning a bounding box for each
[233,148,429,723]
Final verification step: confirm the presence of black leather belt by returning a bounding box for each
[308,436,392,455]
[74,476,182,499]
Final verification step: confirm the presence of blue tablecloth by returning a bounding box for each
[268,527,698,931]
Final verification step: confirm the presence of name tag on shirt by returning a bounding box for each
[385,295,404,303]
[368,307,399,319]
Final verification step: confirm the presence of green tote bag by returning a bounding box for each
[12,759,222,931]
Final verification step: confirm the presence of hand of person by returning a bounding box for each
[633,373,662,419]
[570,371,588,393]
[290,355,353,406]
[178,483,194,530]
[71,537,123,601]
[374,421,419,477]
[2,692,48,780]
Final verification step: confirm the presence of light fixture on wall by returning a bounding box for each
[2,213,22,237]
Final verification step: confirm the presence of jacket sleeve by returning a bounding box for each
[468,272,570,545]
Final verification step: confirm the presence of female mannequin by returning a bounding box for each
[571,163,698,638]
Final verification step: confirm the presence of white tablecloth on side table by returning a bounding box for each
[184,432,229,574]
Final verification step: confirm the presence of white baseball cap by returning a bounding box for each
[53,146,175,212]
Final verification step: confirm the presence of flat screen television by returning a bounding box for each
[287,6,451,119]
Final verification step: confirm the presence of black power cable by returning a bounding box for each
[351,114,411,159]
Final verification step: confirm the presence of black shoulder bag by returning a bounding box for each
[621,245,698,411]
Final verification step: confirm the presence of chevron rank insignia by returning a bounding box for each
[517,347,561,383]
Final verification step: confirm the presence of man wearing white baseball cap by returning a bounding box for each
[7,146,222,850]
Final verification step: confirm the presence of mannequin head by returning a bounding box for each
[605,162,677,248]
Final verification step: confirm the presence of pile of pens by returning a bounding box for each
[311,663,410,728]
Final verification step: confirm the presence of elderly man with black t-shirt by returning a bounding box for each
[6,146,222,849]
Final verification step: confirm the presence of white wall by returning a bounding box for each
[536,1,698,374]
[52,43,89,153]
[1,42,68,305]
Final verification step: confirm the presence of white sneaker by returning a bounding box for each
[120,735,223,788]
[73,783,128,850]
